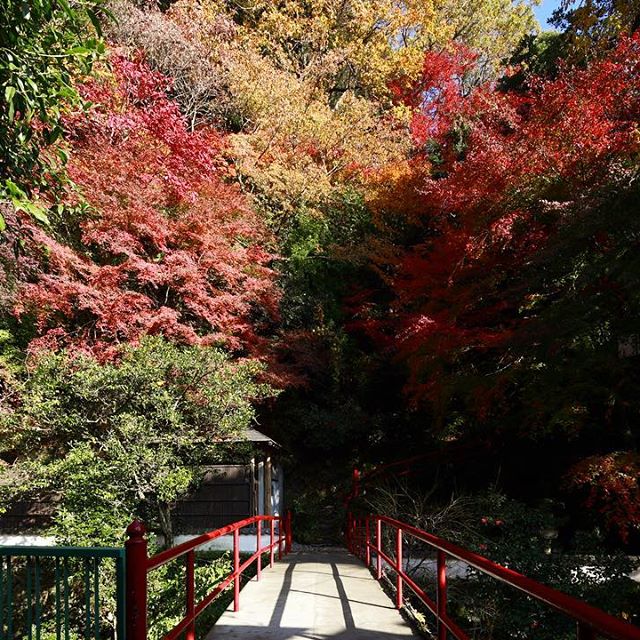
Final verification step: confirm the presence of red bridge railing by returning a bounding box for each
[126,512,292,640]
[347,513,640,640]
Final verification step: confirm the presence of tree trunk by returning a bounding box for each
[158,502,174,549]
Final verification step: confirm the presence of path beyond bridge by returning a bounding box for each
[207,549,416,640]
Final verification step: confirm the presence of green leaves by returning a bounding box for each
[11,198,50,225]
[0,0,108,203]
[0,337,274,545]
[64,45,94,56]
[4,85,16,120]
[3,179,50,226]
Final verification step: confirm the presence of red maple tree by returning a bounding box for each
[15,53,280,361]
[366,36,640,408]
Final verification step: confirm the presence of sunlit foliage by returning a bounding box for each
[14,54,279,361]
[0,0,107,224]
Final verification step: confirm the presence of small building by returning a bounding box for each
[172,427,284,533]
[0,427,284,549]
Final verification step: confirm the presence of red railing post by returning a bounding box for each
[365,517,371,567]
[125,520,148,640]
[270,519,275,568]
[437,550,447,640]
[257,520,262,581]
[376,517,382,580]
[362,519,366,560]
[285,510,292,554]
[347,469,360,556]
[395,527,403,609]
[233,528,240,612]
[278,517,283,561]
[353,515,358,556]
[352,468,360,498]
[186,550,195,640]
[352,517,357,556]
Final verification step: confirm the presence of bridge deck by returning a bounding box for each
[207,549,416,639]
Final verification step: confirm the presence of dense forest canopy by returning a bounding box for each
[1,0,640,634]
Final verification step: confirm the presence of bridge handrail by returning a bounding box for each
[147,514,285,570]
[348,513,640,640]
[126,512,292,640]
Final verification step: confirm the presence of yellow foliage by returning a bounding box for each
[363,159,432,224]
[176,0,537,100]
[167,0,537,222]
[554,0,640,61]
[218,39,409,222]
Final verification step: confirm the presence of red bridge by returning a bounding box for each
[121,510,640,640]
[1,491,639,639]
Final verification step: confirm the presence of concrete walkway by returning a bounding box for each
[206,550,416,640]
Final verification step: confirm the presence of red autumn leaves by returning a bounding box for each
[16,54,279,360]
[372,35,640,407]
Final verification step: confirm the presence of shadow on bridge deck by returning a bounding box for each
[206,550,416,640]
